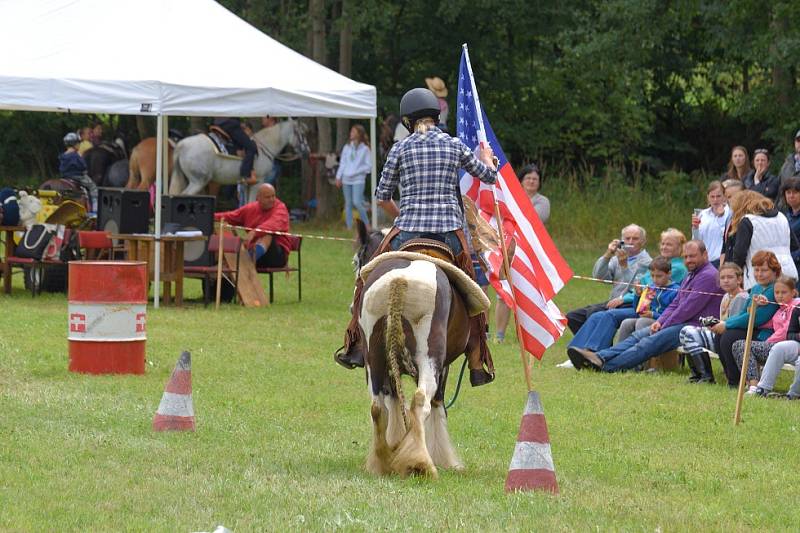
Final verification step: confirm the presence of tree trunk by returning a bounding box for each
[135,116,151,140]
[309,0,337,220]
[770,12,791,108]
[335,0,352,151]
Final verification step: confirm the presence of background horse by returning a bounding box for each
[352,220,488,478]
[168,119,309,199]
[83,135,127,187]
[124,130,184,191]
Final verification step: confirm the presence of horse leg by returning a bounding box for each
[125,148,140,189]
[390,388,438,479]
[366,391,394,475]
[425,398,463,471]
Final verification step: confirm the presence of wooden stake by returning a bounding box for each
[215,219,225,311]
[733,297,758,426]
[492,201,533,393]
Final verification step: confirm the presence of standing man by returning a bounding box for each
[779,129,800,184]
[569,240,722,372]
[214,184,290,268]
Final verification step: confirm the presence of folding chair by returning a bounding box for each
[184,233,242,307]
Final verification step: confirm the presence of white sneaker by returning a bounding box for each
[556,359,575,369]
[744,385,758,395]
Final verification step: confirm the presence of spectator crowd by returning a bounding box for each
[561,131,800,400]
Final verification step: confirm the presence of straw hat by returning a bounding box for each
[425,76,448,98]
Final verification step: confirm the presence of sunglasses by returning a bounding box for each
[754,148,769,156]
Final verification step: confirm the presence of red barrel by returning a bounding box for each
[68,261,148,374]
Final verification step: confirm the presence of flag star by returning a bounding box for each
[459,87,465,94]
[472,121,477,128]
[460,103,465,110]
[467,90,472,98]
[459,117,465,124]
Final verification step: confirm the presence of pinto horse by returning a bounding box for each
[352,221,489,478]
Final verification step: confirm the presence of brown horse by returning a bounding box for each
[125,137,173,191]
[353,221,489,478]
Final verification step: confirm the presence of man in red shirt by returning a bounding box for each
[214,183,290,267]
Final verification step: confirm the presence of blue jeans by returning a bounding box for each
[596,324,684,372]
[343,181,369,229]
[568,307,636,352]
[390,230,463,256]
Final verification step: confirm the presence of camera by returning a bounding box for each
[700,316,720,327]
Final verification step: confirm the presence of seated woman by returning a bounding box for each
[732,275,800,394]
[710,250,781,387]
[691,180,730,268]
[566,229,687,354]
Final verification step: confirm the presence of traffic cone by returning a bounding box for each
[504,391,558,493]
[152,351,195,431]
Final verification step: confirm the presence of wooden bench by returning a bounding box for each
[675,347,796,373]
[256,235,302,303]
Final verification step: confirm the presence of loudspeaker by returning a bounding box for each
[161,195,216,266]
[97,188,150,236]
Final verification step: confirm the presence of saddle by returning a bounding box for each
[397,238,456,263]
[359,250,490,316]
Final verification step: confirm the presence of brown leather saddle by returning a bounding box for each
[397,238,456,264]
[208,125,232,142]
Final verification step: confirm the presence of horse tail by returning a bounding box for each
[386,277,410,430]
[169,146,186,194]
[126,147,140,189]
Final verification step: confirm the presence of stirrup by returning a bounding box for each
[334,345,359,370]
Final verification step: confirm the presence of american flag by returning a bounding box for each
[457,45,572,358]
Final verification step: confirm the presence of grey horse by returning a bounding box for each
[168,119,308,200]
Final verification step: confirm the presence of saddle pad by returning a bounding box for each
[360,251,490,316]
[203,134,242,161]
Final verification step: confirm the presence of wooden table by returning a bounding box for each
[1,225,25,294]
[112,233,206,307]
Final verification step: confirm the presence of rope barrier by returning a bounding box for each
[213,221,355,242]
[570,273,793,309]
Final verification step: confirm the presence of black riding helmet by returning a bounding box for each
[400,88,440,132]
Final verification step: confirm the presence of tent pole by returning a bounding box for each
[369,117,377,226]
[153,114,165,308]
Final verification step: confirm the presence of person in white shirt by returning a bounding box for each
[336,124,372,229]
[691,180,730,268]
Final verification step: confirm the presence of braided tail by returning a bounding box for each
[387,277,409,431]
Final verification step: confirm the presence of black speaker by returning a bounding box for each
[97,188,150,235]
[161,195,216,266]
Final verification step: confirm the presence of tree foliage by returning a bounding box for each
[1,0,798,183]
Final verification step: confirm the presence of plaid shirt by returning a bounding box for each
[376,126,497,233]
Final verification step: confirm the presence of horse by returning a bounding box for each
[83,135,127,186]
[125,136,174,191]
[168,119,309,200]
[352,220,489,478]
[124,130,184,191]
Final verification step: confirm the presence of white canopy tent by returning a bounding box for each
[0,0,377,306]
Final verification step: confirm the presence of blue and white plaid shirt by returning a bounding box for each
[376,126,497,233]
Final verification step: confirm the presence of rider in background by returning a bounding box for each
[59,132,98,213]
[214,117,258,186]
[335,87,499,387]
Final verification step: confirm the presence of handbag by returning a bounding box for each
[15,223,56,260]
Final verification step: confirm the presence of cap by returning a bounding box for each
[795,129,800,139]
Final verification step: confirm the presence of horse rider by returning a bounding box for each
[334,87,499,387]
[213,117,259,185]
[59,132,98,213]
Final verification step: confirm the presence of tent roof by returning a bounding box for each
[0,0,376,118]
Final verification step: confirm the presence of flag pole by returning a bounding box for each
[463,44,533,392]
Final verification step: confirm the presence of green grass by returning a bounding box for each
[2,223,800,531]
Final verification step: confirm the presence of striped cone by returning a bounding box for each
[152,351,195,431]
[505,391,558,493]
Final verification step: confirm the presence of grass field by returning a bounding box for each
[2,222,800,531]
